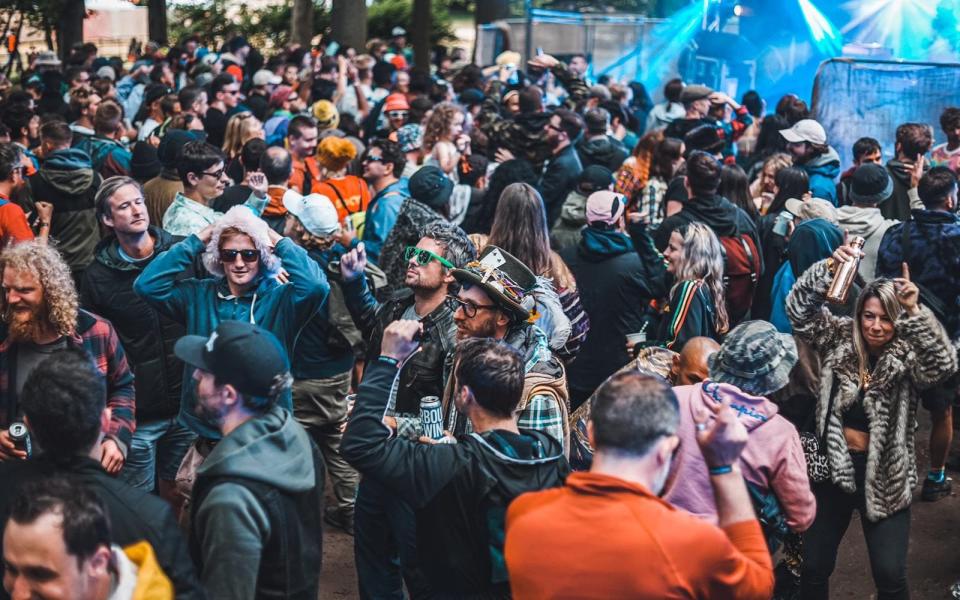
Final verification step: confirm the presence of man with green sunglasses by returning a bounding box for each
[338,221,476,597]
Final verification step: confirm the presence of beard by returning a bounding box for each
[4,302,52,343]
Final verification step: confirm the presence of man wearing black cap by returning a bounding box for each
[446,245,570,451]
[836,162,897,283]
[23,120,100,280]
[378,165,454,292]
[665,84,750,146]
[175,321,323,599]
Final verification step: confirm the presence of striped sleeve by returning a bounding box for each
[665,280,703,351]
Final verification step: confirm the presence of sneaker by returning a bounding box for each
[921,475,952,502]
[324,507,354,536]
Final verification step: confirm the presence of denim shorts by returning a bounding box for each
[118,417,197,492]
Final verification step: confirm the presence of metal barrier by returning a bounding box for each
[476,10,668,87]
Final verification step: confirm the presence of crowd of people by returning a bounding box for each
[0,25,958,600]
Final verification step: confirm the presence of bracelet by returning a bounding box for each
[37,221,50,228]
[378,355,399,367]
[708,465,733,475]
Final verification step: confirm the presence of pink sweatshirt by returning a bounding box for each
[665,381,816,532]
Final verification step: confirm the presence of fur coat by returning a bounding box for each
[786,259,958,521]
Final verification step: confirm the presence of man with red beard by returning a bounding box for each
[0,240,135,473]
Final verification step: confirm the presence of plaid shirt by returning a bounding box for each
[0,309,136,453]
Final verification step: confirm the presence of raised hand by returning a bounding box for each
[339,242,367,281]
[894,262,920,315]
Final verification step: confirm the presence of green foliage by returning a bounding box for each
[367,0,455,43]
[168,0,330,49]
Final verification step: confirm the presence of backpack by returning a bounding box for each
[718,230,761,326]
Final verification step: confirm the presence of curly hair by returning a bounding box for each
[0,241,78,337]
[422,102,464,152]
[201,205,282,277]
[316,136,356,173]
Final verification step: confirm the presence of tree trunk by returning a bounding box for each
[475,0,510,25]
[148,0,167,45]
[330,0,367,51]
[55,0,84,62]
[291,0,314,48]
[412,0,431,71]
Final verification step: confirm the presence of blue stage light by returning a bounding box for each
[841,0,937,60]
[636,1,706,90]
[797,0,842,56]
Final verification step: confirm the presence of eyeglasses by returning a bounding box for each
[447,295,498,319]
[362,155,384,163]
[219,249,260,263]
[201,167,226,180]
[387,111,408,119]
[405,246,453,268]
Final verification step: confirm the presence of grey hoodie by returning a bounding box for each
[836,205,898,283]
[193,405,317,598]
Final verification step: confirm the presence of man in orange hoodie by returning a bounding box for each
[505,371,775,600]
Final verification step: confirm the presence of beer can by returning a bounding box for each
[420,396,444,441]
[8,421,31,458]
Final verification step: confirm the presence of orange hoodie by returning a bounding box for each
[505,471,774,600]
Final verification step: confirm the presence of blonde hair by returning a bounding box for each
[673,223,729,334]
[201,205,282,277]
[0,241,78,337]
[852,279,903,386]
[222,112,262,159]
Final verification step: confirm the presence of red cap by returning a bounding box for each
[384,93,410,112]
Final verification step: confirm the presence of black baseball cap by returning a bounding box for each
[174,321,289,398]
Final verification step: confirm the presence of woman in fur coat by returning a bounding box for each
[786,240,958,600]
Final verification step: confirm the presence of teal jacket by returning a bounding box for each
[134,234,327,439]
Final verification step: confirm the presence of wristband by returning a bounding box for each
[378,355,399,368]
[708,465,733,475]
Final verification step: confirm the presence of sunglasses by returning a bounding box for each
[219,249,260,263]
[405,246,453,268]
[387,111,408,119]
[362,155,384,163]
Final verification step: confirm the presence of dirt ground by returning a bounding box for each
[320,409,960,599]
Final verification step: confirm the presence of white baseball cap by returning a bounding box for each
[283,190,340,236]
[252,69,282,87]
[780,119,827,145]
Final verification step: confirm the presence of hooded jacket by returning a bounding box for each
[80,227,195,421]
[550,189,587,252]
[342,358,569,598]
[836,205,897,283]
[134,234,327,440]
[74,134,132,179]
[654,193,761,258]
[0,455,203,599]
[786,260,957,521]
[665,382,815,532]
[575,134,629,173]
[801,146,840,205]
[190,405,323,599]
[562,225,665,397]
[26,147,101,273]
[880,159,923,222]
[539,144,583,228]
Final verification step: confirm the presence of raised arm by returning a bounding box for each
[785,257,848,351]
[134,233,205,323]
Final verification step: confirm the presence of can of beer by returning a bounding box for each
[420,396,444,441]
[8,422,31,458]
